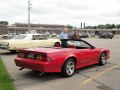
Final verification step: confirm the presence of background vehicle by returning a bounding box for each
[51,32,57,37]
[43,32,50,37]
[80,33,89,38]
[25,30,38,34]
[98,32,114,39]
[88,33,96,37]
[0,34,59,53]
[2,33,16,39]
[14,39,110,77]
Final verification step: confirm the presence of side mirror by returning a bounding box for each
[91,46,95,49]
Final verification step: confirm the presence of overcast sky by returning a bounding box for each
[0,0,120,27]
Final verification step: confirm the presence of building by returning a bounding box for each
[7,23,120,35]
[8,23,66,34]
[0,24,8,34]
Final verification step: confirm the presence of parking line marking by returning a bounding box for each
[81,63,120,85]
[71,63,120,90]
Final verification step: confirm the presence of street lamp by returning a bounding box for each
[28,0,32,32]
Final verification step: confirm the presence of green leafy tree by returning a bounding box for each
[116,24,120,29]
[97,24,105,29]
[111,24,116,29]
[66,25,73,29]
[0,21,9,25]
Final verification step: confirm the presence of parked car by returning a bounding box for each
[14,39,110,77]
[80,33,89,38]
[0,34,59,53]
[26,30,38,34]
[51,32,57,37]
[43,32,50,37]
[2,33,16,39]
[88,33,95,37]
[98,32,114,39]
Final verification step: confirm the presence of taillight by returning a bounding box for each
[17,52,25,58]
[36,54,52,62]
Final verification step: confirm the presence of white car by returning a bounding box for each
[2,33,16,39]
[0,33,60,53]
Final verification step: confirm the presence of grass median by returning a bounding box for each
[0,58,15,90]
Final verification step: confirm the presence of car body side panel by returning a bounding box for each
[0,38,60,50]
[14,47,110,73]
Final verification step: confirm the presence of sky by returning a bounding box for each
[0,0,120,27]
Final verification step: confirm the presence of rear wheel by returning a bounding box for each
[62,59,75,77]
[99,52,107,65]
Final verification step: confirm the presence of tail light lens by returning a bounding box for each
[36,54,52,62]
[17,52,52,62]
[17,52,25,58]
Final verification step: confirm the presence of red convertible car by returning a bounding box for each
[14,39,110,77]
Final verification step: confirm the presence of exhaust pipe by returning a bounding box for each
[39,72,45,76]
[19,67,24,70]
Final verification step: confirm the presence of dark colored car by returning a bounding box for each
[80,33,89,38]
[98,32,114,39]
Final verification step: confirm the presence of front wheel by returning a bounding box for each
[62,59,75,77]
[99,52,107,65]
[3,36,7,39]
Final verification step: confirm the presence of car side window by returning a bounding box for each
[79,41,91,48]
[32,35,47,40]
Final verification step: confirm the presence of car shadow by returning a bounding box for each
[10,62,114,87]
[75,62,113,74]
[0,51,17,55]
[13,62,113,85]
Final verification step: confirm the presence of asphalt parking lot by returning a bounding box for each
[0,38,120,90]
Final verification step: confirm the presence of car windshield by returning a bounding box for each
[61,40,91,49]
[13,35,27,39]
[67,40,81,46]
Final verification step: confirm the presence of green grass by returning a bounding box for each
[0,58,15,90]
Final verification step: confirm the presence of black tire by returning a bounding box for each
[10,50,16,53]
[99,52,107,65]
[4,36,7,39]
[62,59,75,77]
[110,37,113,39]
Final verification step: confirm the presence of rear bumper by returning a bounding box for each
[14,58,61,72]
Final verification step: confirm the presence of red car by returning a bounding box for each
[14,39,110,77]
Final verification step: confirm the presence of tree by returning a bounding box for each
[116,24,120,29]
[111,24,116,29]
[97,24,105,29]
[105,24,112,29]
[66,25,73,29]
[0,21,9,25]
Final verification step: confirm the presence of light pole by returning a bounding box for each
[28,0,32,32]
